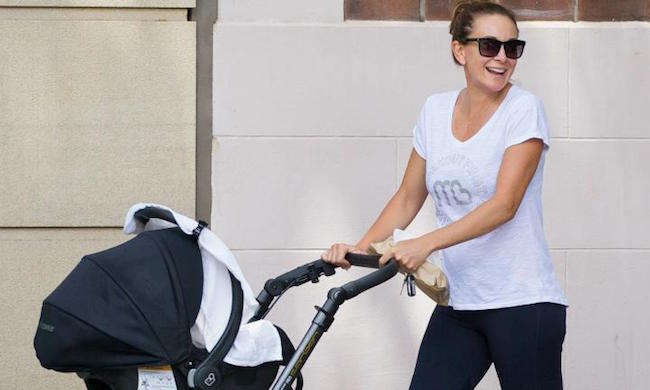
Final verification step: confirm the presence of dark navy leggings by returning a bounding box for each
[409,303,566,390]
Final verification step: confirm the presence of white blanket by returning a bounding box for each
[124,203,282,367]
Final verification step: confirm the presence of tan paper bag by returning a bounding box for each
[368,236,449,306]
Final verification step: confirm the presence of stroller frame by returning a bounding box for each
[254,255,397,390]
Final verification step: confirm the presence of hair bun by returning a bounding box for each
[448,0,517,66]
[451,0,498,18]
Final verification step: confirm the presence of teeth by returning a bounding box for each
[487,67,506,74]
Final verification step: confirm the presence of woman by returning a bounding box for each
[321,1,567,389]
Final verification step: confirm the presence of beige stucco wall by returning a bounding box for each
[213,3,650,388]
[0,1,196,389]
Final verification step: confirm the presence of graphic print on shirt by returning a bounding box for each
[432,180,472,206]
[429,153,489,226]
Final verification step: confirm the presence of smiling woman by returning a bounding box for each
[322,1,568,389]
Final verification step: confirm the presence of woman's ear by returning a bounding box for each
[451,40,466,65]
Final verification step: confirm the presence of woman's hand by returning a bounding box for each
[378,236,432,273]
[321,243,366,270]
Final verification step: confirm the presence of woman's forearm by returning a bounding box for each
[422,141,543,253]
[423,197,516,253]
[356,188,425,251]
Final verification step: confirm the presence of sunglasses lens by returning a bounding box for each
[479,38,501,57]
[504,41,525,59]
[475,38,525,59]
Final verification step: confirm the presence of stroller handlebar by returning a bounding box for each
[340,255,398,299]
[253,254,398,322]
[344,252,382,269]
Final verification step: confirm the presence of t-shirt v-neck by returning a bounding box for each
[448,85,515,146]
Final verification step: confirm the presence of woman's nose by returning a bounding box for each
[494,44,507,61]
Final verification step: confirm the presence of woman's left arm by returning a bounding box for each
[379,138,544,272]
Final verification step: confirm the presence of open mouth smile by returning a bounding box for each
[486,67,507,75]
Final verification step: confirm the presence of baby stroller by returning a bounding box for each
[34,205,398,390]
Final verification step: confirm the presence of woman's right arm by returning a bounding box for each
[321,149,428,268]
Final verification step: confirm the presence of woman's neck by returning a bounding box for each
[461,83,511,114]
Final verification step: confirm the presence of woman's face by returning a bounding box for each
[454,14,519,94]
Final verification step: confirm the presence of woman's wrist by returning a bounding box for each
[354,240,370,252]
[422,230,441,254]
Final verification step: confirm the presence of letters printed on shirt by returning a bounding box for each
[428,153,490,226]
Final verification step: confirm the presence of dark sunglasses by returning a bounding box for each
[464,37,526,59]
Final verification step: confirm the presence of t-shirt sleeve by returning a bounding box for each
[412,101,428,159]
[505,95,550,150]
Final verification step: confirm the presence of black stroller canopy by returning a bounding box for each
[35,227,203,372]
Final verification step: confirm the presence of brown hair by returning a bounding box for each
[449,0,519,65]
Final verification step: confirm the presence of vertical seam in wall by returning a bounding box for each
[193,1,217,224]
[566,27,571,138]
[574,0,579,22]
[419,0,426,22]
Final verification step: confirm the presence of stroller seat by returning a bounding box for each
[34,204,400,389]
[34,205,291,390]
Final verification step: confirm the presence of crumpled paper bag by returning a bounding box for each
[368,230,449,306]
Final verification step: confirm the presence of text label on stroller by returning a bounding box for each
[137,367,177,390]
[38,322,55,333]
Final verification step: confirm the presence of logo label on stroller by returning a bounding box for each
[38,322,55,333]
[138,366,177,390]
[204,373,216,386]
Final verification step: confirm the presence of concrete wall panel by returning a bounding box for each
[0,0,194,7]
[213,22,568,139]
[211,137,396,249]
[0,7,188,21]
[569,24,650,138]
[0,20,196,226]
[218,0,343,22]
[517,24,569,137]
[544,139,650,249]
[0,21,194,128]
[213,23,465,137]
[565,250,650,389]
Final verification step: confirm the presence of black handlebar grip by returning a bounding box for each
[133,206,177,225]
[344,253,381,269]
[340,260,398,299]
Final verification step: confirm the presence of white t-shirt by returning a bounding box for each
[413,84,567,310]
